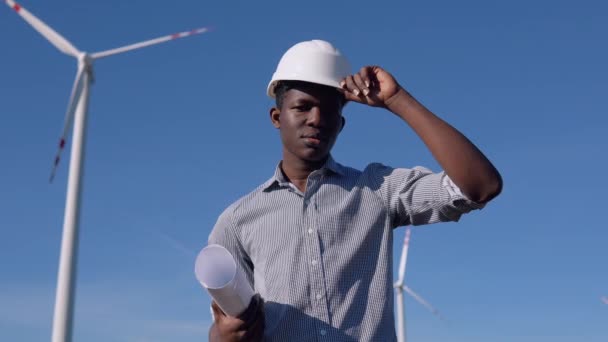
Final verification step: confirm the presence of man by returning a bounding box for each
[208,39,502,341]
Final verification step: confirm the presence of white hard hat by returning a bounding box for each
[267,40,351,98]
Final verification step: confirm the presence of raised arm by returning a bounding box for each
[341,66,502,204]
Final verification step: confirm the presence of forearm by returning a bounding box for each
[386,88,502,203]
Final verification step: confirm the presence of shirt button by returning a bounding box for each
[311,259,318,266]
[320,329,327,336]
[307,228,313,234]
[316,293,323,300]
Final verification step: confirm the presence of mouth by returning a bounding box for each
[302,133,325,146]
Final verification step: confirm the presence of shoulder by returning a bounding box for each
[329,161,400,185]
[361,162,435,179]
[219,180,272,220]
[361,162,433,174]
[349,162,441,194]
[208,180,271,243]
[335,159,438,183]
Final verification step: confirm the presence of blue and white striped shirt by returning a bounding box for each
[208,156,482,341]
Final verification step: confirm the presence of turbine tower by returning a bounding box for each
[4,1,210,341]
[394,227,445,342]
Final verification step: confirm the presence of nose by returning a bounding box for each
[306,107,322,127]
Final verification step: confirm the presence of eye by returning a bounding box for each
[293,104,312,112]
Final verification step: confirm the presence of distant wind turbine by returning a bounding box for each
[5,1,210,341]
[601,296,608,305]
[394,228,445,342]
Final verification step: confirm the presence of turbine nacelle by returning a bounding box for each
[77,52,92,66]
[77,53,95,83]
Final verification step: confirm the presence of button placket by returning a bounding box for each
[303,172,331,330]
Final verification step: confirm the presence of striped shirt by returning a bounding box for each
[208,156,483,341]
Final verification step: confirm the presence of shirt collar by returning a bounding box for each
[263,155,345,192]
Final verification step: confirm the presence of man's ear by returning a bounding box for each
[270,107,281,128]
[340,116,346,132]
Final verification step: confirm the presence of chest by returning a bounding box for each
[236,183,388,267]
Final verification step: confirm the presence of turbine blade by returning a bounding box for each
[395,227,412,286]
[49,65,86,182]
[601,296,608,305]
[90,26,211,60]
[403,285,445,321]
[156,231,196,258]
[5,0,79,57]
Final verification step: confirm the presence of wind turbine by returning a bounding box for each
[4,1,210,341]
[394,227,445,342]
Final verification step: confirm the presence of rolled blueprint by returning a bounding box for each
[194,244,254,317]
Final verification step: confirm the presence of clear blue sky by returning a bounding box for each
[1,0,606,341]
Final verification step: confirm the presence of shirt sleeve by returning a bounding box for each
[208,208,255,289]
[365,163,485,228]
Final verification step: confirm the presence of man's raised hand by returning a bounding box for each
[340,66,404,108]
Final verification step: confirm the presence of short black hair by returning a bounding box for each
[274,80,346,109]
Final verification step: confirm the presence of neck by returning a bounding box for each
[280,154,328,192]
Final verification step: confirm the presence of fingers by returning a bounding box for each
[340,66,374,100]
[241,294,265,341]
[212,295,265,341]
[339,65,401,108]
[238,293,261,322]
[212,301,246,333]
[211,301,226,319]
[242,306,265,341]
[354,74,369,96]
[359,66,372,89]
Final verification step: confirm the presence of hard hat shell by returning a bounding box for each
[267,40,351,98]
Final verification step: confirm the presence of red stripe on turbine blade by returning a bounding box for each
[171,33,180,39]
[13,3,21,12]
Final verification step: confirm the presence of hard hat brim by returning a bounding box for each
[267,77,343,98]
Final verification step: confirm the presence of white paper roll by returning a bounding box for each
[194,244,254,317]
